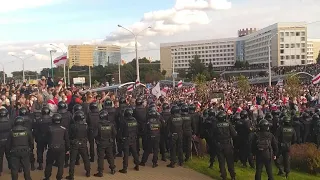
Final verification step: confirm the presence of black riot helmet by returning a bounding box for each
[312,114,320,122]
[301,112,310,119]
[124,108,134,117]
[99,110,109,121]
[0,108,8,117]
[240,110,248,119]
[257,114,264,123]
[52,113,62,124]
[177,100,184,107]
[208,108,216,117]
[258,119,269,131]
[315,108,320,115]
[73,110,85,122]
[73,104,83,113]
[162,103,170,111]
[89,102,98,110]
[119,97,126,105]
[14,116,25,126]
[233,112,241,121]
[203,109,209,117]
[41,106,51,115]
[58,101,67,110]
[216,111,227,122]
[136,98,143,106]
[189,104,196,112]
[181,104,189,114]
[170,105,180,115]
[104,99,113,107]
[19,107,28,116]
[265,112,273,120]
[149,104,156,109]
[282,116,291,126]
[148,109,158,118]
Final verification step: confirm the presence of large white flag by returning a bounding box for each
[152,82,161,98]
[312,73,320,84]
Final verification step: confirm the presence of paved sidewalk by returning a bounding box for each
[2,156,213,180]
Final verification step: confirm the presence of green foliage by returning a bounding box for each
[186,157,319,180]
[237,75,250,96]
[193,73,208,102]
[291,143,320,174]
[234,61,250,68]
[317,50,320,64]
[188,55,205,79]
[285,74,301,98]
[161,70,167,76]
[177,69,187,79]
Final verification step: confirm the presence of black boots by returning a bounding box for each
[94,172,103,177]
[134,165,139,171]
[167,163,175,168]
[152,163,158,168]
[31,163,35,171]
[37,163,43,170]
[119,169,127,174]
[208,162,213,169]
[139,162,145,166]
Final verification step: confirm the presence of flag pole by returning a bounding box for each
[63,63,66,84]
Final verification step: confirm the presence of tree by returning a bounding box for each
[177,69,187,79]
[285,75,301,99]
[244,61,250,67]
[188,55,205,79]
[161,70,167,76]
[193,73,208,102]
[317,50,320,64]
[237,75,250,96]
[208,61,213,74]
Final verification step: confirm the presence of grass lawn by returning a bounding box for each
[185,156,320,180]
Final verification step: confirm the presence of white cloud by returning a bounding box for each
[105,0,231,42]
[0,0,58,13]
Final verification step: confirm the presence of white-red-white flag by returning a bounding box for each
[53,53,67,66]
[312,73,320,84]
[135,80,141,87]
[186,86,196,94]
[127,84,134,92]
[177,80,183,88]
[161,86,169,96]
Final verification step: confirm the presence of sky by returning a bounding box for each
[0,0,320,76]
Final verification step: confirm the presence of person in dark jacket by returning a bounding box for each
[160,103,170,161]
[43,113,70,180]
[103,99,117,156]
[133,97,147,155]
[6,116,33,180]
[0,108,12,176]
[87,102,100,162]
[251,119,278,180]
[93,110,117,177]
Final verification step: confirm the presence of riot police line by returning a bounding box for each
[0,97,319,180]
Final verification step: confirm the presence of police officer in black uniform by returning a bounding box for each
[167,105,183,168]
[181,104,192,162]
[251,119,278,180]
[301,112,312,143]
[19,107,36,171]
[292,113,303,144]
[34,107,52,170]
[160,103,170,161]
[103,99,117,157]
[118,108,140,173]
[0,108,12,176]
[6,116,33,180]
[93,110,117,177]
[57,101,73,168]
[275,116,297,178]
[189,104,201,156]
[87,102,100,162]
[238,110,254,168]
[213,111,237,180]
[66,111,91,179]
[140,109,162,168]
[115,97,127,157]
[202,108,217,168]
[133,97,147,154]
[43,113,70,180]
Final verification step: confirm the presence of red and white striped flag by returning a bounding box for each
[177,80,183,88]
[312,73,320,84]
[161,86,169,96]
[53,53,67,66]
[127,84,134,92]
[186,86,196,94]
[135,80,141,87]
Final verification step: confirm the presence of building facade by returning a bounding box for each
[68,44,121,67]
[307,39,320,64]
[160,22,313,77]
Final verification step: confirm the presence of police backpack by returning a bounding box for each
[256,133,271,151]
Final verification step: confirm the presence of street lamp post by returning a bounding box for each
[0,61,13,84]
[117,25,151,82]
[49,49,57,78]
[11,55,34,82]
[50,44,67,84]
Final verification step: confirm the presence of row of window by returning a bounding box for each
[174,53,235,59]
[246,35,271,45]
[280,55,306,60]
[171,44,234,51]
[280,43,306,48]
[172,49,234,55]
[280,49,306,53]
[174,61,234,67]
[174,57,235,63]
[280,31,305,37]
[280,37,305,42]
[246,41,269,51]
[280,60,306,65]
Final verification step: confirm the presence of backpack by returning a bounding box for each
[256,133,271,151]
